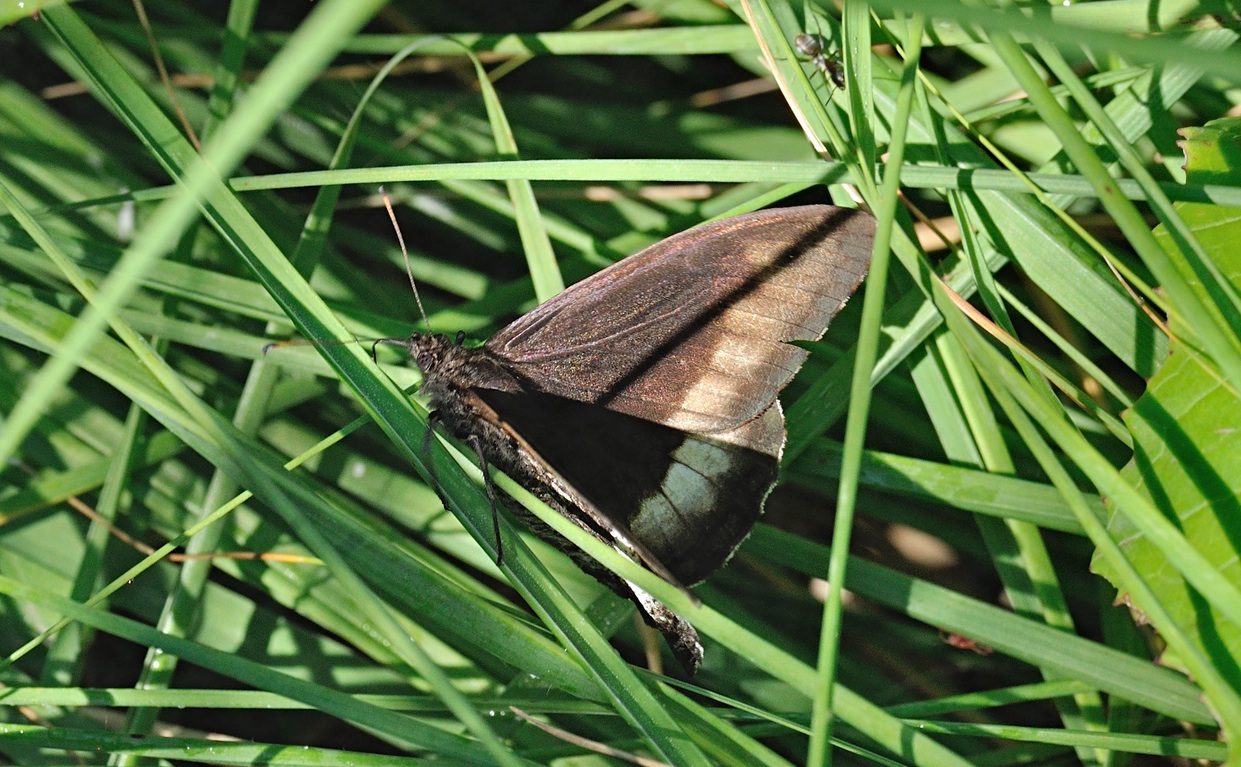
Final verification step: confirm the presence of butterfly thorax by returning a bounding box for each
[404,332,520,398]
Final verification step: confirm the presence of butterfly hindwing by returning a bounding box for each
[474,388,779,586]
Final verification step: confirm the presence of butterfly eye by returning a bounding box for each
[405,337,440,372]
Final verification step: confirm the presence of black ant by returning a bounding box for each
[794,32,846,90]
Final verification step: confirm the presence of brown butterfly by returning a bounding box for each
[390,206,873,671]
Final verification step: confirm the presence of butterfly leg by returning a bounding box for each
[465,433,505,566]
[423,410,442,470]
[424,411,508,566]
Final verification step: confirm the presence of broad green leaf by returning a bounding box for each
[1096,117,1241,687]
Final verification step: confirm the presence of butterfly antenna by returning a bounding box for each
[263,337,365,355]
[380,186,430,329]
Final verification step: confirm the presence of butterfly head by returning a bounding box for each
[405,333,452,374]
[373,333,442,374]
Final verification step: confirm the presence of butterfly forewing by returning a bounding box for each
[487,206,874,433]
